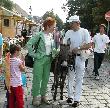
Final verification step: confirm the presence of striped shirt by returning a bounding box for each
[10,57,23,87]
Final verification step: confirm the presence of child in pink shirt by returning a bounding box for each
[9,44,25,108]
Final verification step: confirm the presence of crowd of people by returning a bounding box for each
[0,15,109,108]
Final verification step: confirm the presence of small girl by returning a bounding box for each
[8,44,25,108]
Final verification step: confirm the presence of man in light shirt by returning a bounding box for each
[93,24,109,80]
[64,15,91,107]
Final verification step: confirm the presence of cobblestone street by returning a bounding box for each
[0,56,110,108]
[0,0,110,107]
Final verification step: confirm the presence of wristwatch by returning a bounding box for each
[78,47,80,50]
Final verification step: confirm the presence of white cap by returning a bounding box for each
[67,15,80,23]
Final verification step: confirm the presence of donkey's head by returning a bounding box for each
[58,42,75,70]
[59,44,70,58]
[58,44,70,67]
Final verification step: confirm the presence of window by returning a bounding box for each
[4,19,9,27]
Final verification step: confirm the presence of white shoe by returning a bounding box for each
[95,76,100,80]
[41,96,51,104]
[32,96,41,106]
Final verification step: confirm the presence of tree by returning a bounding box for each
[42,9,55,20]
[42,10,63,30]
[66,0,94,30]
[67,0,82,16]
[0,0,13,10]
[65,0,110,32]
[92,0,110,25]
[55,14,63,30]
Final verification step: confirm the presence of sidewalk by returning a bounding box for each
[0,56,110,108]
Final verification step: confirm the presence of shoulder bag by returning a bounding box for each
[25,37,41,68]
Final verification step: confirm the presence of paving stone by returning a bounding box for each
[95,96,105,100]
[107,104,110,107]
[89,104,107,108]
[99,99,108,104]
[106,99,110,104]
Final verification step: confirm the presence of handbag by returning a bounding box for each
[25,37,41,68]
[25,53,34,68]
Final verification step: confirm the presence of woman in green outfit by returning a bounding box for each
[27,17,57,106]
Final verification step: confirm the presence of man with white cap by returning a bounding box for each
[64,15,91,107]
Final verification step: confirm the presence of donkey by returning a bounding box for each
[51,43,75,100]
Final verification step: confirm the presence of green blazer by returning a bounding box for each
[26,31,58,60]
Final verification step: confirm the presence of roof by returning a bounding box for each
[0,6,20,16]
[13,3,28,18]
[0,6,25,21]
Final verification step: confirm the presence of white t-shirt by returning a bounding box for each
[93,33,109,53]
[64,28,91,52]
[10,57,23,87]
[44,33,53,55]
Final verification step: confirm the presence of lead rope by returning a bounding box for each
[68,54,76,71]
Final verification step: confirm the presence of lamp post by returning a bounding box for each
[29,6,32,15]
[28,5,32,35]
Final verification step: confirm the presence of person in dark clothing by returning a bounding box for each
[21,29,27,46]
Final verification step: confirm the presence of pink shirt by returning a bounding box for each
[10,57,23,87]
[53,31,61,42]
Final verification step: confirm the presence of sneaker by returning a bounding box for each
[95,75,100,80]
[41,96,50,104]
[72,101,79,107]
[67,98,73,103]
[32,96,41,106]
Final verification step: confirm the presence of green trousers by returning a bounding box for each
[32,56,51,97]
